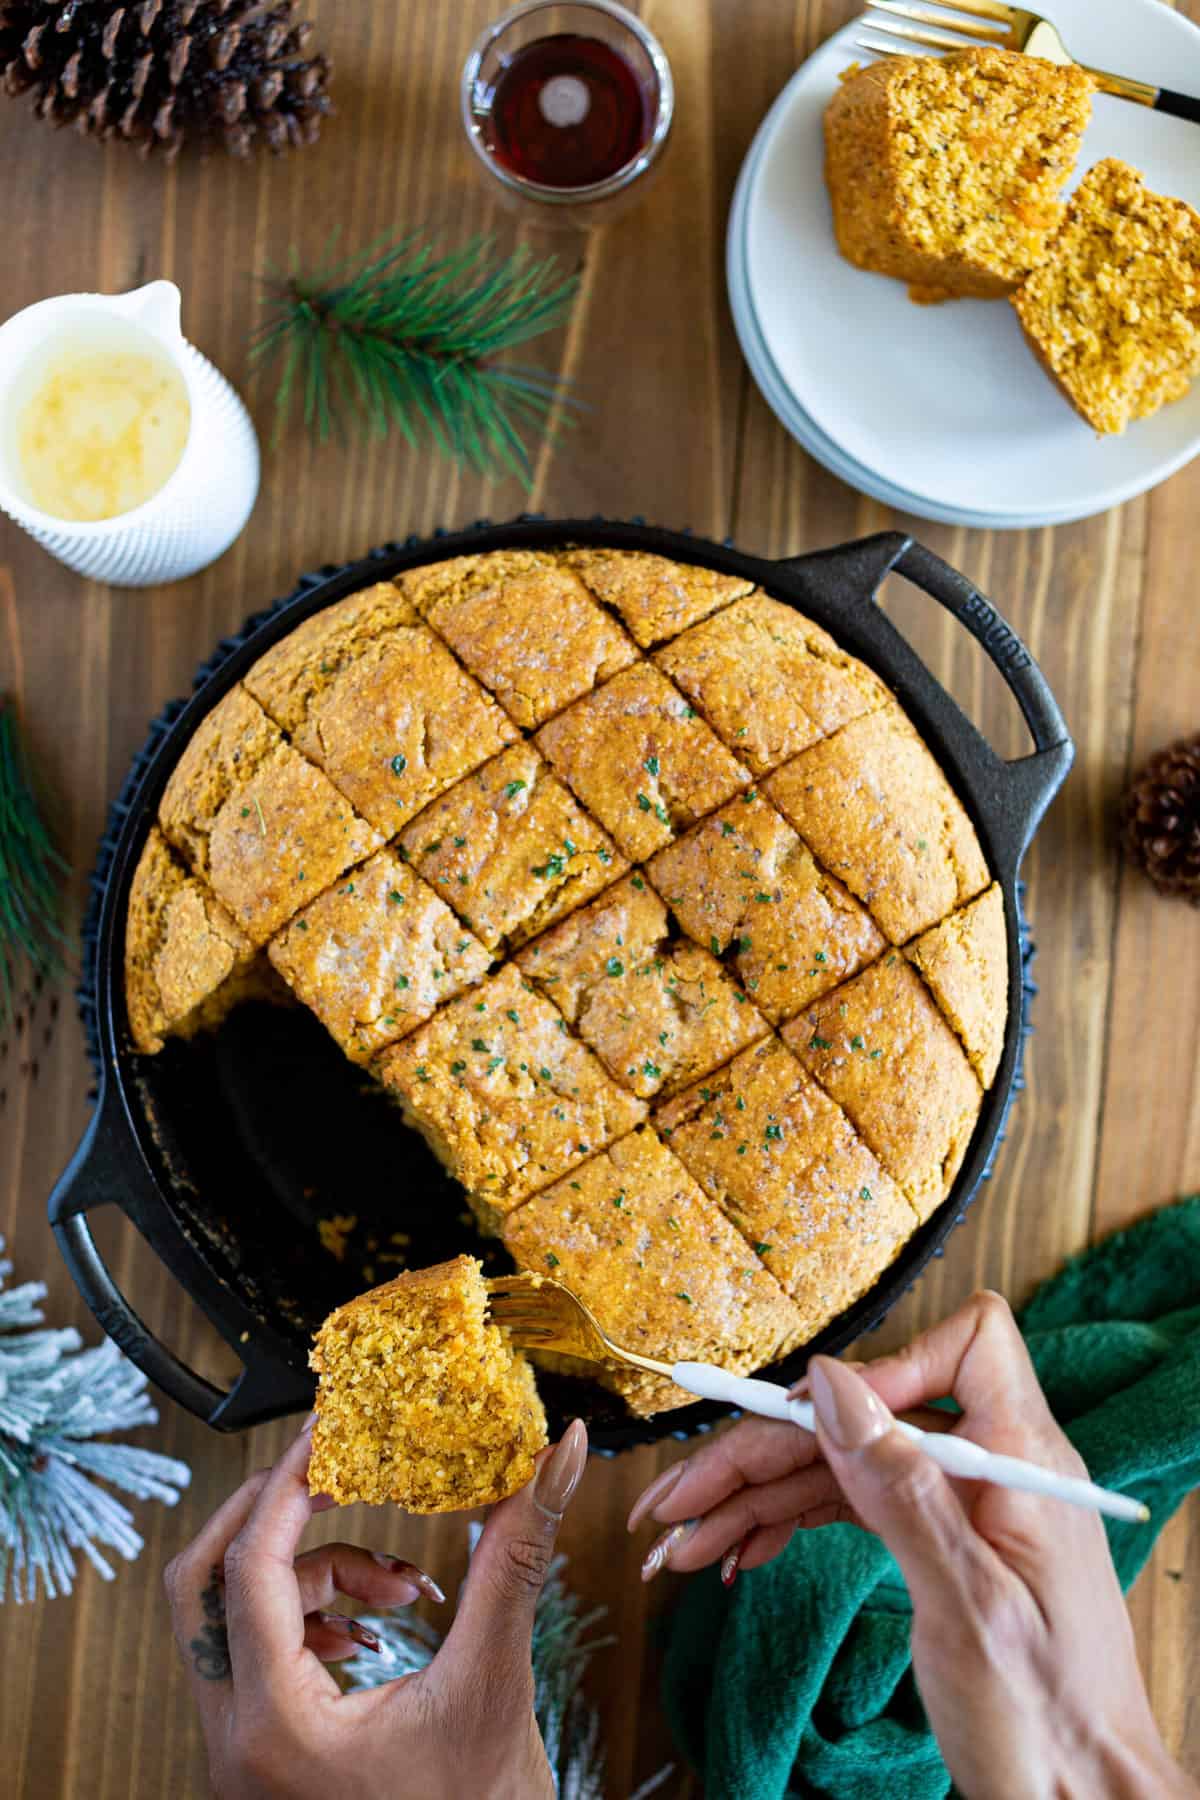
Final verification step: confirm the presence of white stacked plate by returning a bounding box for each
[727,0,1200,529]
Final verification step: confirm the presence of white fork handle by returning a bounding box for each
[670,1362,1149,1525]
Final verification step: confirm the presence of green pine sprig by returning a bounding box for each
[0,694,68,1031]
[249,234,581,485]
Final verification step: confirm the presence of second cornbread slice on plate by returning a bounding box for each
[656,1035,917,1338]
[503,1126,804,1416]
[375,964,646,1230]
[784,956,981,1221]
[308,1254,547,1511]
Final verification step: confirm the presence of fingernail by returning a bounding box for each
[315,1611,388,1656]
[301,1410,318,1435]
[788,1358,863,1400]
[627,1459,688,1532]
[533,1418,588,1519]
[370,1554,445,1605]
[310,1491,338,1513]
[809,1357,890,1452]
[721,1532,752,1589]
[641,1518,698,1583]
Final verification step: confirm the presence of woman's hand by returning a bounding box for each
[629,1291,1193,1800]
[165,1415,587,1800]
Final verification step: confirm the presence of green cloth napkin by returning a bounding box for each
[660,1196,1200,1800]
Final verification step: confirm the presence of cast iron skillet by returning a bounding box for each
[48,518,1072,1450]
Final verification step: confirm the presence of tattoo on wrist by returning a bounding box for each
[190,1566,231,1681]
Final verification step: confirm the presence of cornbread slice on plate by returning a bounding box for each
[398,742,626,953]
[1012,158,1200,434]
[268,847,491,1064]
[158,686,383,945]
[766,708,988,943]
[515,874,768,1100]
[376,964,646,1230]
[308,1255,547,1511]
[906,882,1007,1087]
[244,580,420,730]
[536,663,750,862]
[401,549,638,729]
[247,611,517,837]
[502,1125,804,1416]
[824,47,1093,302]
[656,1036,917,1337]
[647,791,884,1024]
[783,956,982,1221]
[563,547,754,649]
[125,827,258,1054]
[653,592,889,776]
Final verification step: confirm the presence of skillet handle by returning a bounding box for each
[49,1091,313,1431]
[772,531,1075,880]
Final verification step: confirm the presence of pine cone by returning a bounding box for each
[0,0,331,159]
[1122,731,1200,903]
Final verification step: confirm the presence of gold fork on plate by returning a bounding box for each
[859,0,1200,123]
[488,1272,1149,1524]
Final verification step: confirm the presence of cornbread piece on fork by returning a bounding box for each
[308,1255,547,1512]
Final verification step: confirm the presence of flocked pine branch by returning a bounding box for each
[344,1524,673,1800]
[0,1239,191,1602]
[0,693,69,1030]
[249,233,581,485]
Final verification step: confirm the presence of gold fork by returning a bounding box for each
[859,0,1200,123]
[488,1272,1149,1523]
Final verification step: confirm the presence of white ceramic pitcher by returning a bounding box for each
[0,280,259,587]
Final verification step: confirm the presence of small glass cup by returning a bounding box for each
[461,0,674,229]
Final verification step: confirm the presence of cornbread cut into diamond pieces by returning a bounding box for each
[825,47,1094,303]
[268,847,490,1064]
[245,603,517,836]
[784,956,982,1222]
[399,742,626,953]
[654,592,890,776]
[905,882,1007,1087]
[563,547,754,648]
[1012,158,1200,434]
[502,1125,805,1416]
[158,686,383,945]
[766,708,988,944]
[515,873,768,1100]
[647,791,884,1024]
[308,1255,547,1511]
[244,580,421,729]
[536,663,750,861]
[124,826,258,1054]
[376,964,646,1230]
[401,549,639,728]
[656,1036,917,1338]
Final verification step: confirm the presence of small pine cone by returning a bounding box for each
[1122,731,1200,904]
[0,0,331,159]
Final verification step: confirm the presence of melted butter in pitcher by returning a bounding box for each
[16,346,190,521]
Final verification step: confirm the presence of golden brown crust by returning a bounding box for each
[502,1126,803,1415]
[268,848,491,1063]
[766,708,989,944]
[562,548,754,648]
[375,965,646,1219]
[398,742,625,952]
[158,687,382,944]
[124,827,256,1053]
[656,1036,917,1335]
[244,581,420,733]
[783,956,982,1221]
[653,593,890,776]
[824,48,1093,300]
[515,874,768,1099]
[536,663,750,861]
[905,881,1007,1086]
[308,1254,547,1510]
[402,550,639,728]
[647,792,885,1024]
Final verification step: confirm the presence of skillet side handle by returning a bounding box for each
[49,1096,313,1431]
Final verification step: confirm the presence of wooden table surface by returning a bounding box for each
[2,2,1198,1793]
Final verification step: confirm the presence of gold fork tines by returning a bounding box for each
[865,0,1010,44]
[487,1272,673,1378]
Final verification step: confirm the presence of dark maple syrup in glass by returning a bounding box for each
[483,33,653,189]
